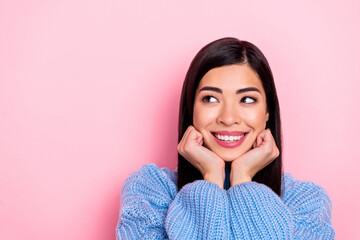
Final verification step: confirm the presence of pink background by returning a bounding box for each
[1,0,359,239]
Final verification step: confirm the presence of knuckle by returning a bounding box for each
[264,145,272,153]
[273,148,280,158]
[177,144,181,152]
[183,144,192,152]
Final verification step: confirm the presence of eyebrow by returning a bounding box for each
[199,86,261,94]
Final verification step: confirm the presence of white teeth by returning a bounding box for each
[215,134,244,142]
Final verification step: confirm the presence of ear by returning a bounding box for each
[266,112,269,122]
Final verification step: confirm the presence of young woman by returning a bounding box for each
[116,37,335,239]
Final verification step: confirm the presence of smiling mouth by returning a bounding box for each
[214,134,245,142]
[213,133,245,142]
[210,131,248,148]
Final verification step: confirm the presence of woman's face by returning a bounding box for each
[193,64,269,162]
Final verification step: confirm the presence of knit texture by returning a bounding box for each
[116,164,335,239]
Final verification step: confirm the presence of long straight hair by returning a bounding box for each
[177,37,283,196]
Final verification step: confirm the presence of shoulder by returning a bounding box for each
[121,164,178,200]
[282,173,330,197]
[117,164,178,238]
[125,163,177,183]
[282,173,332,216]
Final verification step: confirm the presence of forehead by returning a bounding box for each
[197,64,265,93]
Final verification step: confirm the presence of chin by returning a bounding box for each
[217,151,244,162]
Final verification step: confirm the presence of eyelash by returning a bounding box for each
[202,95,257,104]
[241,96,257,104]
[202,95,218,103]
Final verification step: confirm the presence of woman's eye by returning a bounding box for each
[241,97,256,104]
[203,96,218,103]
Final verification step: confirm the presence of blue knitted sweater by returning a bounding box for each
[116,164,335,239]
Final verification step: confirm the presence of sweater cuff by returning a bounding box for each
[165,180,229,239]
[228,181,289,214]
[228,181,277,197]
[228,181,293,239]
[181,179,228,201]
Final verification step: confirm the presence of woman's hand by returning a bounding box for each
[178,126,225,188]
[230,129,279,186]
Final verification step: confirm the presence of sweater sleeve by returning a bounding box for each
[165,180,230,239]
[228,174,335,239]
[282,173,335,239]
[116,164,230,240]
[116,164,177,240]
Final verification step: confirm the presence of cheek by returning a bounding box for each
[244,108,268,131]
[192,103,204,130]
[193,104,217,130]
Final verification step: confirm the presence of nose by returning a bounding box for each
[217,102,241,126]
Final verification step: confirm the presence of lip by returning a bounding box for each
[212,130,247,136]
[211,131,248,148]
